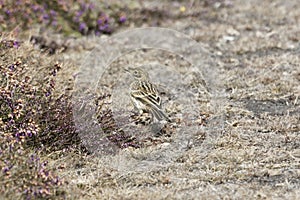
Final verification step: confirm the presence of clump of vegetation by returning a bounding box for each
[0,0,127,36]
[0,36,77,199]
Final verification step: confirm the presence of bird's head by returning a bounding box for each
[125,67,149,80]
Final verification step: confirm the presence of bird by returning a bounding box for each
[125,67,171,123]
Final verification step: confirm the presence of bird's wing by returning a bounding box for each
[130,81,162,108]
[131,81,171,122]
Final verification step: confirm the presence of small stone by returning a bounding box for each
[223,35,235,42]
[227,28,240,36]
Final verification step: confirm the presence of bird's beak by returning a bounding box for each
[124,67,133,73]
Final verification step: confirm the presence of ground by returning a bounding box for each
[20,0,300,199]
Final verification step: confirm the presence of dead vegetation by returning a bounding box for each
[1,0,299,199]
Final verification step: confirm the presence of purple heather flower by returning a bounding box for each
[42,161,48,167]
[99,14,109,23]
[3,167,10,173]
[95,31,101,36]
[13,41,20,49]
[97,19,103,25]
[50,10,57,16]
[31,5,40,12]
[30,154,35,161]
[52,20,57,26]
[5,10,11,15]
[88,3,95,10]
[27,130,33,137]
[40,7,45,13]
[8,64,15,70]
[43,14,49,20]
[45,91,51,97]
[119,16,127,23]
[99,24,109,31]
[104,16,109,23]
[79,22,87,32]
[43,2,48,9]
[80,3,87,11]
[76,10,84,17]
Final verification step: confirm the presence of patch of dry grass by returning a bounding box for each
[1,0,300,199]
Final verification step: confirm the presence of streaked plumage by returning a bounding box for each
[125,67,171,122]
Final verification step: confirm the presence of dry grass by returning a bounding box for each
[1,0,300,199]
[55,0,299,199]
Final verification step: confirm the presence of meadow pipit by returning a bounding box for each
[125,67,171,123]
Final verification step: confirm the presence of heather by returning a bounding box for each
[0,0,126,36]
[0,38,68,198]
